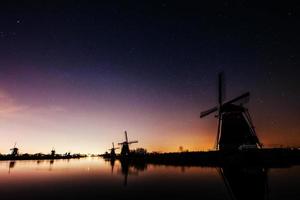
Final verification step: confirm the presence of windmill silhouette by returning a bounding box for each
[200,72,262,151]
[10,143,19,156]
[51,147,56,157]
[109,142,119,158]
[118,131,138,157]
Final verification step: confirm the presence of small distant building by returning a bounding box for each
[135,148,147,155]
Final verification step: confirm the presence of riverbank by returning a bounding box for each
[0,154,87,161]
[102,148,300,167]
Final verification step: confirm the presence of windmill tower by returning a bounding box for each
[118,131,138,157]
[109,142,119,158]
[200,72,262,151]
[10,143,19,156]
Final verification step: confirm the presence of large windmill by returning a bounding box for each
[109,142,119,158]
[200,72,262,151]
[10,143,19,156]
[118,131,138,157]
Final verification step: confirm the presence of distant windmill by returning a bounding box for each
[10,143,19,156]
[118,131,138,157]
[109,142,119,158]
[200,72,262,151]
[51,147,56,157]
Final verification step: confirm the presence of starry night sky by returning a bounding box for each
[0,1,299,154]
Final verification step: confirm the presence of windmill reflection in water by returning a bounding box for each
[219,167,269,200]
[109,159,147,186]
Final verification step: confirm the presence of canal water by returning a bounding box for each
[0,157,299,200]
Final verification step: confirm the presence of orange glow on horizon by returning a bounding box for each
[0,86,299,155]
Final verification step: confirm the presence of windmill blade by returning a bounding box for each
[213,133,219,150]
[118,142,125,145]
[218,72,225,105]
[128,140,138,144]
[200,106,218,118]
[214,112,222,150]
[124,131,128,142]
[224,92,250,105]
[109,147,120,150]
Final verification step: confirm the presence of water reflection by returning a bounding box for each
[111,158,269,199]
[0,158,298,200]
[220,167,268,200]
[48,160,54,171]
[110,158,115,174]
[8,161,16,174]
[109,159,270,199]
[108,159,147,186]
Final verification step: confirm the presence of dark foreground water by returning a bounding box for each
[0,158,299,200]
